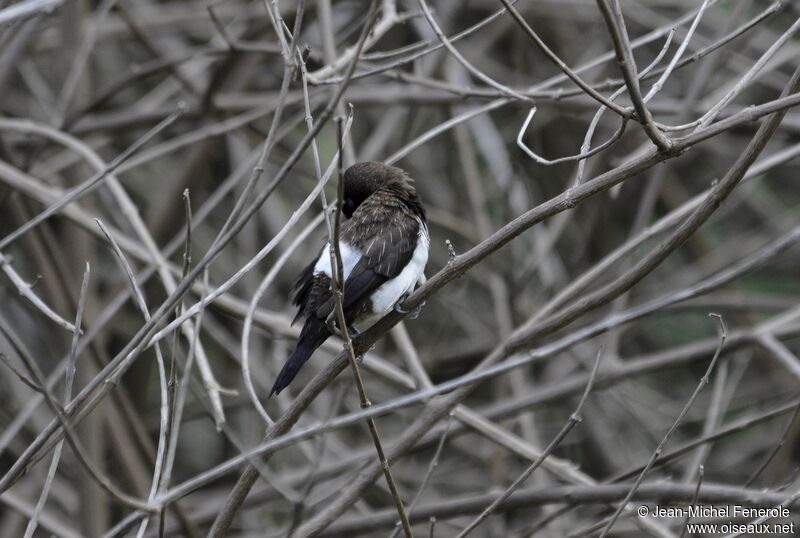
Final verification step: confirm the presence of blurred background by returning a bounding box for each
[1,0,800,536]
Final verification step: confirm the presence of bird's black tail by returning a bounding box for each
[270,317,330,397]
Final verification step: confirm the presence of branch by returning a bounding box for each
[595,0,672,150]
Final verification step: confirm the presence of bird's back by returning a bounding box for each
[271,167,428,396]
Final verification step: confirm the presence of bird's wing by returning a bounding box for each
[291,243,324,324]
[313,215,420,320]
[291,237,368,322]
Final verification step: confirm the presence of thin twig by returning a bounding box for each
[149,115,800,512]
[574,28,674,182]
[0,108,184,251]
[598,315,726,537]
[744,398,800,487]
[0,253,76,332]
[456,349,603,537]
[757,333,800,381]
[205,2,384,533]
[695,16,800,131]
[679,466,705,538]
[0,0,62,25]
[0,267,155,513]
[241,213,324,426]
[288,481,800,534]
[327,116,413,537]
[95,220,170,538]
[22,264,89,538]
[156,113,354,344]
[417,0,529,102]
[0,352,48,396]
[497,0,631,118]
[595,0,672,150]
[389,414,453,538]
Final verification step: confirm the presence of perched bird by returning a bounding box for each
[270,162,429,396]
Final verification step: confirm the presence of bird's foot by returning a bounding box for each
[393,293,425,319]
[356,353,365,364]
[325,313,340,336]
[326,313,361,338]
[393,293,409,314]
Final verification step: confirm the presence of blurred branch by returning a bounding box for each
[311,482,800,535]
[598,315,726,536]
[0,0,62,25]
[456,349,603,537]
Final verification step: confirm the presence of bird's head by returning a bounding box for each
[342,161,417,218]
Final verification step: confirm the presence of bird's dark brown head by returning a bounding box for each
[342,161,420,218]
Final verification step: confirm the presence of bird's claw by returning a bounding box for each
[325,313,339,336]
[409,302,425,319]
[394,293,425,319]
[326,313,360,338]
[393,293,410,314]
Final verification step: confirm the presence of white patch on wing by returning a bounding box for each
[369,221,429,315]
[313,241,362,280]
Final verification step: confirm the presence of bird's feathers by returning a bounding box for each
[293,191,424,328]
[273,163,428,396]
[269,316,329,397]
[312,241,362,280]
[369,221,428,314]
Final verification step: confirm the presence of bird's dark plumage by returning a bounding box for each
[270,162,428,396]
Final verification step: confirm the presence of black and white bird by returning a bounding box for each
[270,162,429,396]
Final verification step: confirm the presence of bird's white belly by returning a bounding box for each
[369,226,429,315]
[313,241,361,279]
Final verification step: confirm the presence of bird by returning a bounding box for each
[269,162,429,397]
